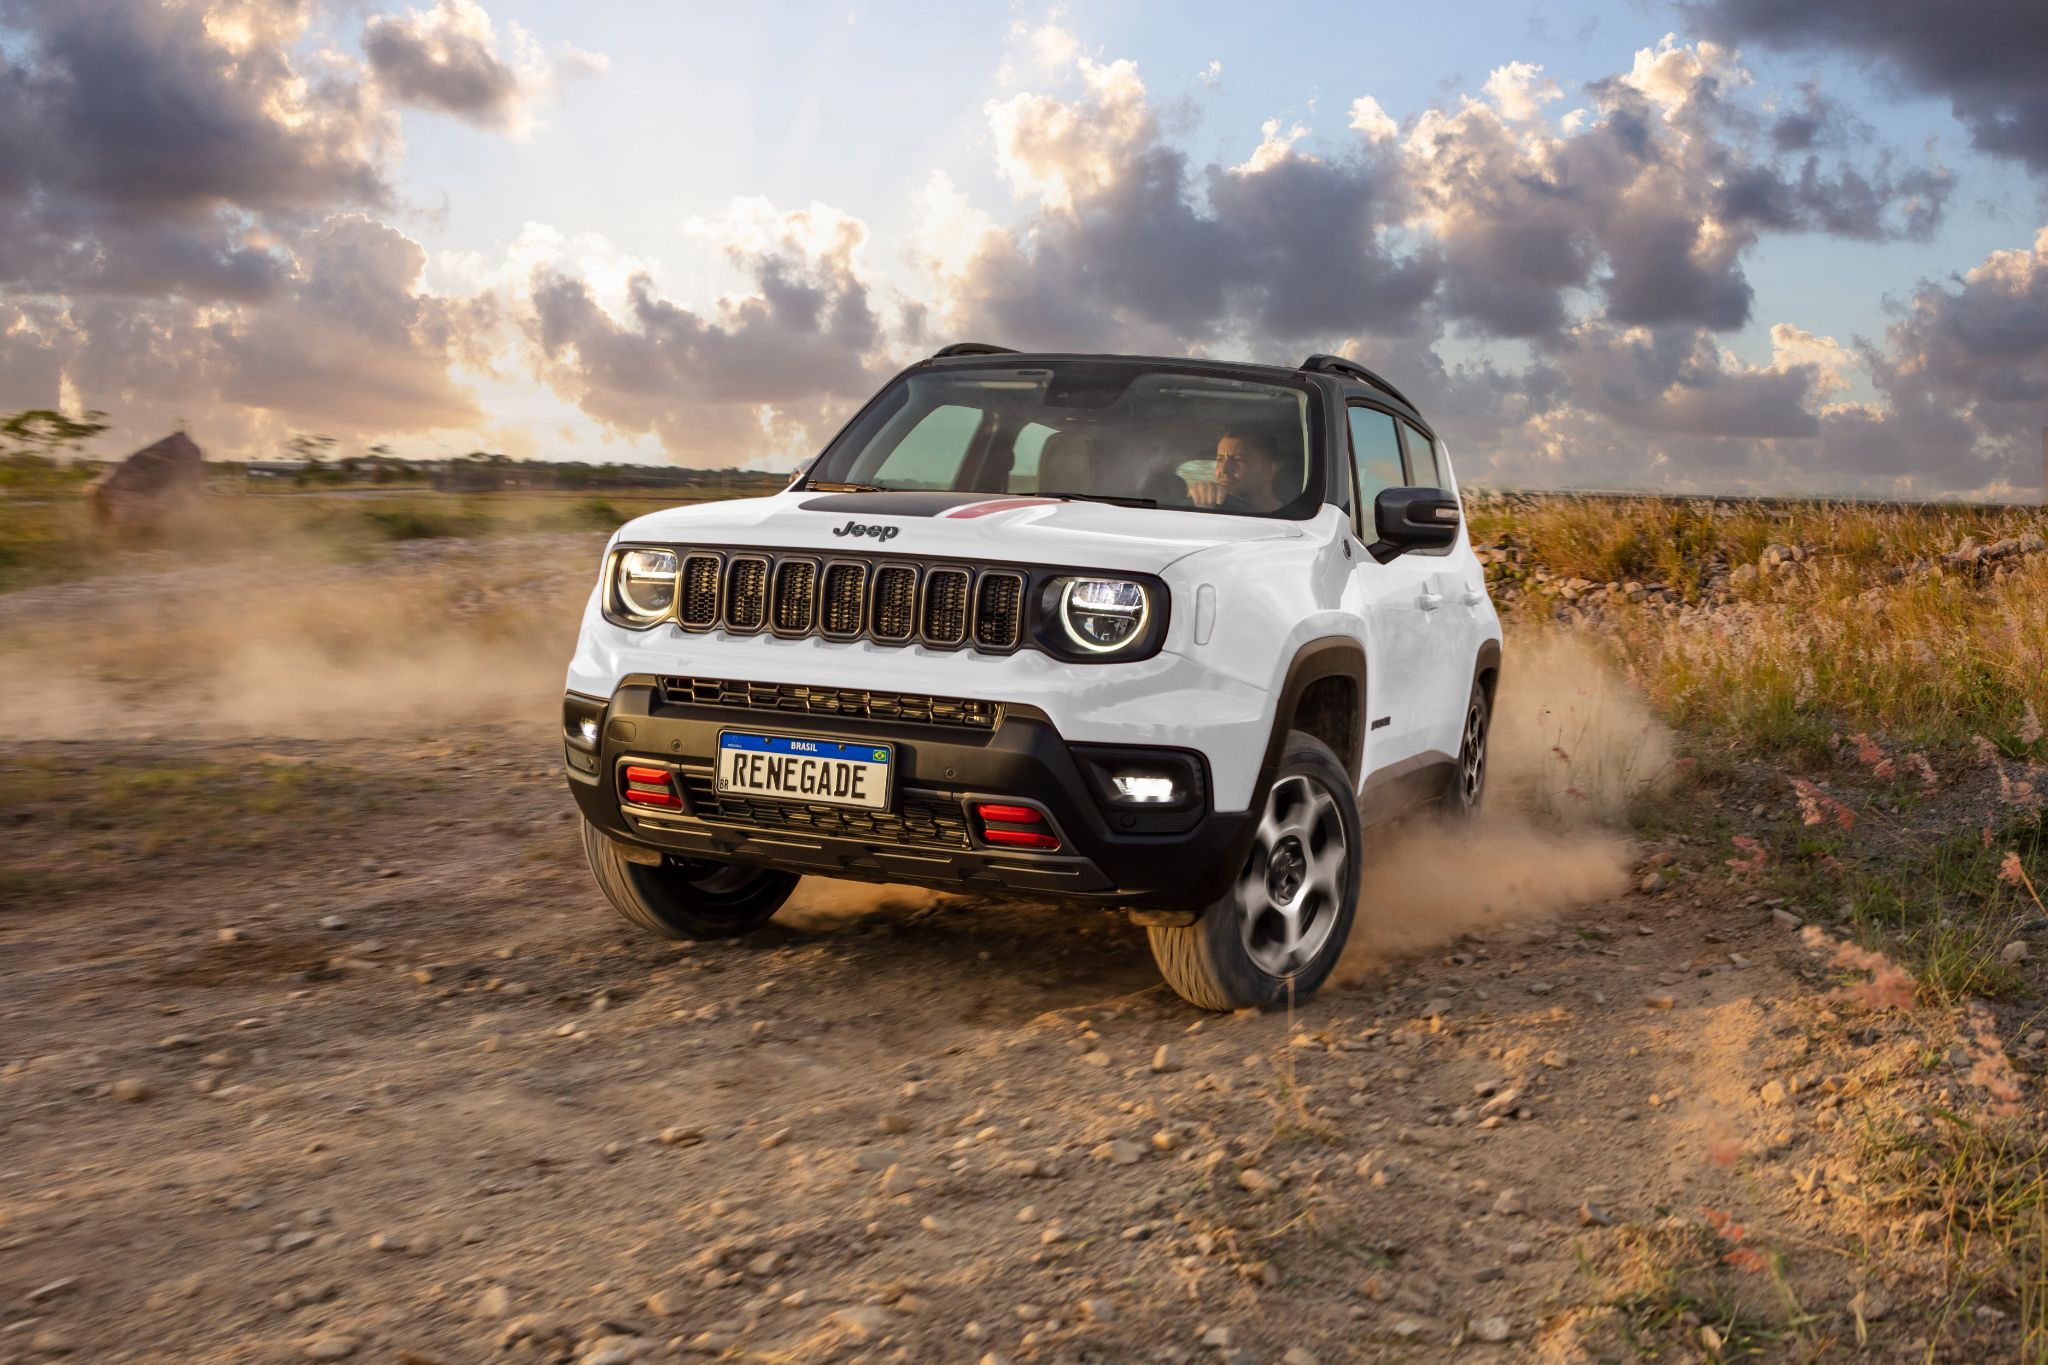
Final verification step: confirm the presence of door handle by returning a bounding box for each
[1461,588,1483,607]
[1417,590,1443,612]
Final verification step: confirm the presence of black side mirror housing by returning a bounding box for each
[1368,486,1460,561]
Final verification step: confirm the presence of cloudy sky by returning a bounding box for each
[2,0,2044,496]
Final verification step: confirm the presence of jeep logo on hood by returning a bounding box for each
[831,520,899,541]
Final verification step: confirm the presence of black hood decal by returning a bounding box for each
[798,490,1000,517]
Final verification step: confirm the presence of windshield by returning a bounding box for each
[806,362,1320,517]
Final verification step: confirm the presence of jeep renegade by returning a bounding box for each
[562,346,1502,1010]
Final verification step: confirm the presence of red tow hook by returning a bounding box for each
[972,801,1060,851]
[622,764,682,810]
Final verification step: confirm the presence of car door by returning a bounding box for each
[1394,418,1483,760]
[1340,403,1444,778]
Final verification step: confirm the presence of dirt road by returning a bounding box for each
[2,718,1936,1364]
[0,540,1998,1361]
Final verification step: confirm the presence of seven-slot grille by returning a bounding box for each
[661,677,999,730]
[647,550,1026,652]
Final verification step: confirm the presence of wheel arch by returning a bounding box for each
[1474,637,1502,701]
[1254,635,1368,798]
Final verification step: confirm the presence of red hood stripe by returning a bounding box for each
[940,497,1058,519]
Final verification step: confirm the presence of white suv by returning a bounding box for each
[563,347,1502,1010]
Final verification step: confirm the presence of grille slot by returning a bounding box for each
[922,567,971,647]
[871,565,917,642]
[661,677,999,730]
[771,559,817,635]
[678,774,971,849]
[974,571,1025,650]
[819,562,867,639]
[678,553,721,629]
[724,555,769,632]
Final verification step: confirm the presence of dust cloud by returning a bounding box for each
[2,545,1671,965]
[1337,631,1671,978]
[0,539,593,740]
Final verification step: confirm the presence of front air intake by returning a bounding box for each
[820,562,867,639]
[973,571,1025,650]
[771,559,817,635]
[678,553,721,629]
[921,567,970,647]
[871,565,917,643]
[724,555,769,632]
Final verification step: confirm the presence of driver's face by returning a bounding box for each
[1214,435,1279,501]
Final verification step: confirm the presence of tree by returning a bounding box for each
[0,409,110,461]
[285,433,338,462]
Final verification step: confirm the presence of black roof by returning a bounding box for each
[921,347,1423,420]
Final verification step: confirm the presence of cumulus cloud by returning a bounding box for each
[0,0,389,304]
[1401,35,1948,344]
[363,0,605,135]
[1849,228,2048,495]
[217,214,493,432]
[1687,0,2048,174]
[0,0,568,459]
[1482,61,1562,124]
[924,36,1431,353]
[1,3,2031,494]
[524,202,887,465]
[875,24,2005,497]
[1348,95,1399,144]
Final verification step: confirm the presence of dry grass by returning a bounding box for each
[1481,495,2048,1357]
[1470,495,2045,588]
[1476,496,2048,758]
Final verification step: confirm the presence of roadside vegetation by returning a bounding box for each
[1470,494,2048,756]
[1475,492,2048,1359]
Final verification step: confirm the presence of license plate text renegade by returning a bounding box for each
[563,347,1502,1011]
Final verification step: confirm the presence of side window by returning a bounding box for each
[1347,405,1405,534]
[1006,422,1057,493]
[871,404,983,489]
[1400,420,1443,489]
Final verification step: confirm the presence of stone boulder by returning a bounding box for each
[86,432,203,529]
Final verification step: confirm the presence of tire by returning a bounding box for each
[580,819,799,940]
[1146,732,1361,1011]
[1442,677,1491,821]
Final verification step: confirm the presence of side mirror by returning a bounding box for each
[1368,486,1459,561]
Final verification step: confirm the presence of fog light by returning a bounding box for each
[1110,773,1178,804]
[577,717,599,746]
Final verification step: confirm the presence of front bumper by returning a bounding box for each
[563,681,1256,910]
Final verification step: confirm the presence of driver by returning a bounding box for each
[1190,430,1284,509]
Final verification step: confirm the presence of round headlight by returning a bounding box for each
[613,548,678,624]
[1056,577,1149,653]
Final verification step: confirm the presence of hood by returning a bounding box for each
[614,489,1303,574]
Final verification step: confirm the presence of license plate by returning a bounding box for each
[715,731,893,811]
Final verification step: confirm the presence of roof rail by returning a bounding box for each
[931,342,1018,359]
[1298,353,1415,411]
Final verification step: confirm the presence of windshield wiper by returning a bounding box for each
[1037,490,1158,508]
[805,480,889,492]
